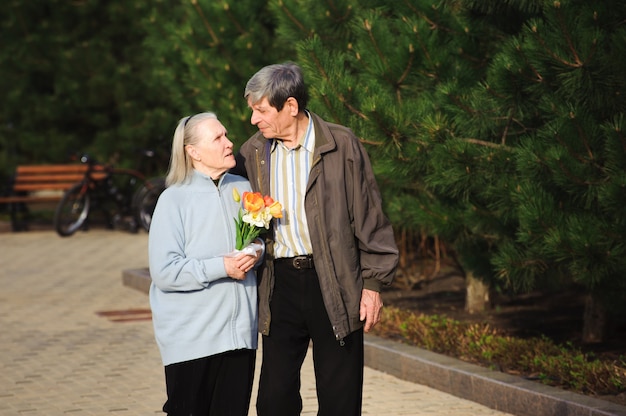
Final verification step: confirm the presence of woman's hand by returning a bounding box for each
[223,251,259,280]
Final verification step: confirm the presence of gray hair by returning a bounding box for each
[165,112,218,187]
[244,62,309,112]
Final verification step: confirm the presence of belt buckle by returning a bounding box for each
[292,256,310,270]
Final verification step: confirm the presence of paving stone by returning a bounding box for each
[1,230,520,415]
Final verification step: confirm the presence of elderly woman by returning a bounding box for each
[148,112,261,416]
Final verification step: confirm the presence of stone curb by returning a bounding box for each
[364,335,626,416]
[122,268,626,416]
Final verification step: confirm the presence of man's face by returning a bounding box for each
[247,96,293,140]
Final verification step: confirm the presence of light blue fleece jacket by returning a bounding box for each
[148,170,258,366]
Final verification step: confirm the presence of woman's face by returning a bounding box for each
[186,118,235,179]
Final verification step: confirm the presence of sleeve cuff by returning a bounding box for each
[363,278,381,292]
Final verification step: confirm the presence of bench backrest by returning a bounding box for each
[12,165,96,192]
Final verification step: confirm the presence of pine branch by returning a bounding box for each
[529,8,596,69]
[500,110,513,145]
[305,49,370,121]
[223,3,246,35]
[513,42,544,83]
[553,4,598,67]
[461,138,513,150]
[571,114,595,161]
[531,32,579,69]
[362,19,391,80]
[407,2,458,36]
[396,44,416,99]
[318,92,342,125]
[552,113,595,164]
[551,123,608,187]
[275,0,310,36]
[191,0,219,46]
[360,136,385,146]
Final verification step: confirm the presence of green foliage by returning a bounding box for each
[479,1,626,301]
[0,1,186,174]
[279,0,511,289]
[276,0,626,312]
[376,306,626,395]
[220,1,626,326]
[0,0,293,182]
[2,0,626,321]
[162,0,292,146]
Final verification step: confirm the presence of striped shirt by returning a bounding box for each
[271,113,315,258]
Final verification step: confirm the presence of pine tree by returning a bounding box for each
[4,0,625,341]
[271,0,502,307]
[272,0,626,340]
[151,0,293,146]
[1,0,291,178]
[425,0,626,340]
[0,1,188,171]
[455,0,626,341]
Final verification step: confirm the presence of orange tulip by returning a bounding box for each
[242,191,264,213]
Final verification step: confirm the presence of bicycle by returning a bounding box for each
[53,151,166,237]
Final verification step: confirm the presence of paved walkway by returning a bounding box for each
[0,230,514,415]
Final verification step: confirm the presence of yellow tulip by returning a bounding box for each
[268,201,283,219]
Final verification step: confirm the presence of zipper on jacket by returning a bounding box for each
[216,178,235,250]
[255,147,265,195]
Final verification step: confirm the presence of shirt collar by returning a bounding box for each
[301,110,314,153]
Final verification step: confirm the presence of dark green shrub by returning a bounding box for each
[373,307,626,396]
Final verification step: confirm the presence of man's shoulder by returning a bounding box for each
[326,120,353,135]
[240,132,265,150]
[311,112,353,136]
[310,113,360,155]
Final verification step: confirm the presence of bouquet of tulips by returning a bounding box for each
[232,188,283,250]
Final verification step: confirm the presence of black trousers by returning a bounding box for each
[163,348,256,416]
[256,263,364,416]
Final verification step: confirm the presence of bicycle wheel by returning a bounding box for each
[54,182,91,237]
[132,177,165,232]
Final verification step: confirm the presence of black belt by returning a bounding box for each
[274,255,314,270]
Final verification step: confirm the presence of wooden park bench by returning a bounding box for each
[0,164,89,231]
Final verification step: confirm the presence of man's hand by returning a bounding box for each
[359,289,383,332]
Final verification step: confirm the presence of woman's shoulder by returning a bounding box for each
[159,181,194,202]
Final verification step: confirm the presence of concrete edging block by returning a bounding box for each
[364,335,626,416]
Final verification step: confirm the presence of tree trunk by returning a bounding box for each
[465,271,491,314]
[582,293,606,343]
